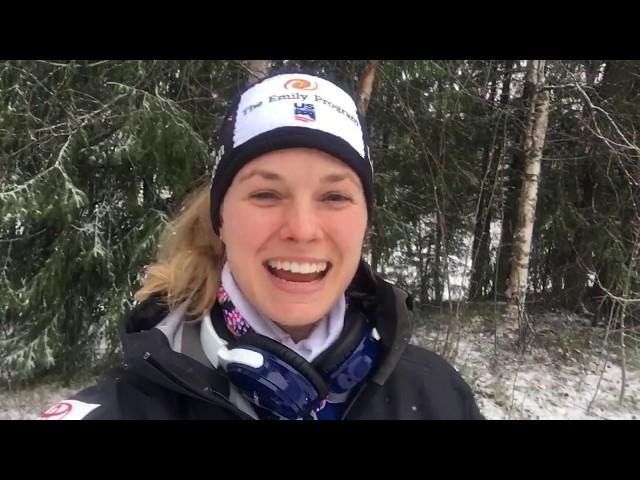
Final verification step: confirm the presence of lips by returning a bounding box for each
[267,266,325,283]
[264,259,332,284]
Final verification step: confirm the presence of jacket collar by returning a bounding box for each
[347,260,414,384]
[119,260,413,410]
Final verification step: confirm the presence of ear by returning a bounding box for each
[218,221,225,244]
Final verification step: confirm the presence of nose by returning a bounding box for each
[279,199,322,243]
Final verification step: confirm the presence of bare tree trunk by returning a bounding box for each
[357,61,380,116]
[434,211,443,304]
[564,61,600,310]
[495,61,530,299]
[470,61,513,300]
[245,60,271,85]
[418,219,430,307]
[469,145,495,300]
[370,236,381,273]
[505,60,551,324]
[469,65,498,300]
[357,61,381,272]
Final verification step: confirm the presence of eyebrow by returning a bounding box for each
[320,172,361,188]
[237,169,283,183]
[237,169,361,187]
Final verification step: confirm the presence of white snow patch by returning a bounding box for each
[411,314,640,420]
[0,379,95,420]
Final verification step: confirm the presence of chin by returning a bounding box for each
[264,303,332,328]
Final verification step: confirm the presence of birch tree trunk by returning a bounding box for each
[505,60,551,325]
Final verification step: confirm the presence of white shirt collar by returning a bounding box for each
[220,262,346,362]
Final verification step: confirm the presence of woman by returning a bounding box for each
[39,71,483,420]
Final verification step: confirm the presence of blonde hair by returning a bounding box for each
[135,181,225,318]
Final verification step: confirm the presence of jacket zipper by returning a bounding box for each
[143,352,254,420]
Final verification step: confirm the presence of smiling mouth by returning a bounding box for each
[264,260,332,283]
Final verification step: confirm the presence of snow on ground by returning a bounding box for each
[0,379,94,420]
[2,311,638,420]
[449,334,638,419]
[411,310,640,419]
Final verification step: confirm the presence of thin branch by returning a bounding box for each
[0,229,47,243]
[0,135,73,198]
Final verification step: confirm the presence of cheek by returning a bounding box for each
[326,211,367,254]
[221,203,277,255]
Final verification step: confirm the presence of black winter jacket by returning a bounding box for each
[57,263,483,420]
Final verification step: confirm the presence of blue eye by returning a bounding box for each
[250,191,279,200]
[324,193,351,203]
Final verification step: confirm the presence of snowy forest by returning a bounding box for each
[1,60,639,419]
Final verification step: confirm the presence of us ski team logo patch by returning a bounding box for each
[38,399,100,420]
[293,102,316,123]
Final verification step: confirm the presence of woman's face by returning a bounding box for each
[220,148,368,338]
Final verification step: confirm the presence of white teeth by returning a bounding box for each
[267,260,328,274]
